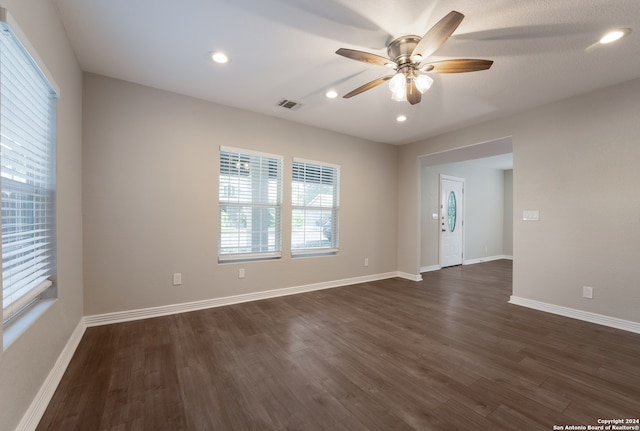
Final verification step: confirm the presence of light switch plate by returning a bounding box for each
[523,210,540,221]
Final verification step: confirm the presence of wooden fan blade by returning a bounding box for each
[336,48,395,68]
[425,59,493,73]
[407,80,422,105]
[412,11,465,60]
[343,75,394,98]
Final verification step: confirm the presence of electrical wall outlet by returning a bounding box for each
[172,273,182,286]
[583,286,593,299]
[364,258,369,267]
[239,268,245,279]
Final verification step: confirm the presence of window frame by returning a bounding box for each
[291,157,340,256]
[218,146,283,262]
[1,10,58,328]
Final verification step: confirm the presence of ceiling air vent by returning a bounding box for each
[276,99,303,111]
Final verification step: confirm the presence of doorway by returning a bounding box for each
[418,136,513,273]
[439,175,464,267]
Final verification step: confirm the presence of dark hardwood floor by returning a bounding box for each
[37,260,640,430]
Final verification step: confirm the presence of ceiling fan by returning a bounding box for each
[336,11,493,105]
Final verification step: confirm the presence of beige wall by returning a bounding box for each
[82,73,398,316]
[0,0,84,428]
[399,78,640,323]
[503,170,513,256]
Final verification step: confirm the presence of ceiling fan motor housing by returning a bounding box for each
[387,35,421,65]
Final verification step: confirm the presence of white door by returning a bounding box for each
[439,175,464,267]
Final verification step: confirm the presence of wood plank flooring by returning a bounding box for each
[37,260,640,430]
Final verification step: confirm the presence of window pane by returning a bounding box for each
[1,20,57,324]
[291,160,339,254]
[219,148,282,259]
[219,205,280,255]
[291,208,335,250]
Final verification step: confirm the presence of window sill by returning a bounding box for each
[218,254,282,264]
[291,249,339,258]
[3,299,56,351]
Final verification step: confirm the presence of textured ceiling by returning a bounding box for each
[53,0,640,145]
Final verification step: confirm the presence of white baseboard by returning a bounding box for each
[420,265,441,273]
[16,319,87,431]
[464,255,513,265]
[421,256,512,273]
[396,272,423,282]
[509,296,640,334]
[85,271,406,327]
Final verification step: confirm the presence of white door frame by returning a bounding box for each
[439,174,465,267]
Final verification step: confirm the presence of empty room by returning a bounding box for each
[1,0,639,430]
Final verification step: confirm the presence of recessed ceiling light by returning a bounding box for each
[325,90,338,99]
[211,51,230,64]
[396,115,407,122]
[599,28,631,44]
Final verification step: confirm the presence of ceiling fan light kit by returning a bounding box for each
[336,11,494,105]
[388,72,433,102]
[389,73,407,101]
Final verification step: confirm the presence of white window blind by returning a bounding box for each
[1,15,57,324]
[219,146,282,260]
[291,158,339,254]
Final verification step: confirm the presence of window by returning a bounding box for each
[1,15,57,325]
[219,146,283,260]
[448,191,457,232]
[291,158,339,255]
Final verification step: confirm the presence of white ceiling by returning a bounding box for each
[52,0,640,145]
